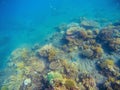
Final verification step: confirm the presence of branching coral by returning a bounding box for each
[92,46,104,58]
[64,79,78,90]
[98,26,120,53]
[38,44,59,61]
[45,71,80,90]
[59,60,79,80]
[98,59,120,77]
[10,48,31,61]
[3,47,46,89]
[66,26,87,41]
[82,77,98,90]
[79,74,98,90]
[82,45,104,59]
[28,57,45,73]
[99,59,114,69]
[103,76,120,90]
[2,74,25,90]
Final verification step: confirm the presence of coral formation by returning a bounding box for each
[37,44,59,61]
[98,59,119,77]
[49,60,62,70]
[81,76,98,90]
[102,76,120,90]
[80,19,99,29]
[2,74,25,90]
[98,26,120,53]
[64,79,79,90]
[1,18,120,90]
[45,71,63,86]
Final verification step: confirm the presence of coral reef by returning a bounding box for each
[45,71,63,86]
[98,59,120,77]
[2,74,25,90]
[49,60,62,70]
[80,19,99,29]
[80,75,98,90]
[1,18,120,90]
[37,44,61,62]
[102,76,120,90]
[62,20,104,59]
[98,26,120,53]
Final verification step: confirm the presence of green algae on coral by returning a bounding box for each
[46,71,63,85]
[1,85,8,90]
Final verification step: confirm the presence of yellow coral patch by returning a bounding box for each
[16,62,24,69]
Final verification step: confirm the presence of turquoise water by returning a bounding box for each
[0,0,120,89]
[0,0,120,68]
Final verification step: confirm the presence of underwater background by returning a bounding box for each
[0,0,120,90]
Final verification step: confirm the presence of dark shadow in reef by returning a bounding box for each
[113,20,120,26]
[60,37,69,45]
[96,37,113,55]
[116,59,120,68]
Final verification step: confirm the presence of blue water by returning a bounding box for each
[0,0,120,68]
[0,0,120,89]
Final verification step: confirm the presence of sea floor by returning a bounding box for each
[0,16,120,90]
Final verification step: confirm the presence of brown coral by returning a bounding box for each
[92,46,104,58]
[98,59,119,77]
[98,26,120,53]
[64,79,79,90]
[80,20,99,29]
[81,76,98,90]
[49,61,62,70]
[37,44,58,61]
